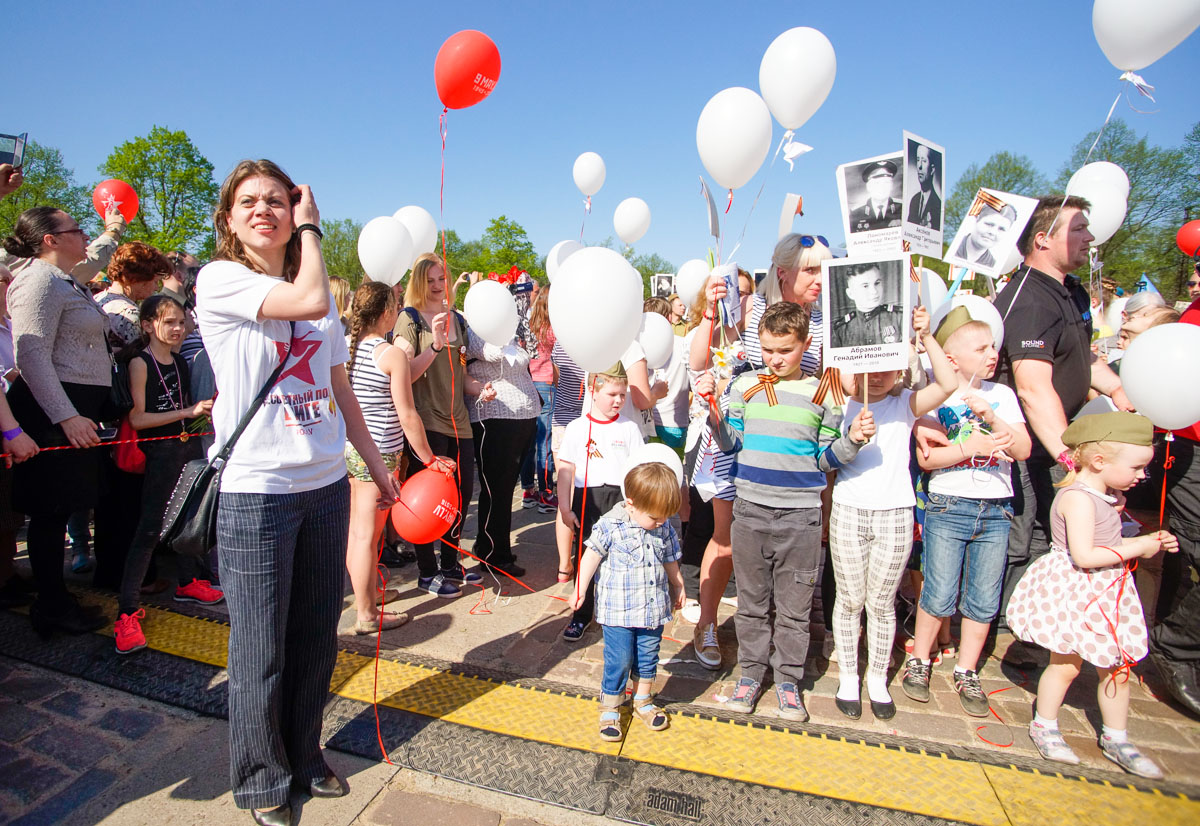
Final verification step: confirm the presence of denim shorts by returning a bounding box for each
[919,492,1013,623]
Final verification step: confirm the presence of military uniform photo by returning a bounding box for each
[831,303,904,349]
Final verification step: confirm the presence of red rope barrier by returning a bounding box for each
[0,430,216,461]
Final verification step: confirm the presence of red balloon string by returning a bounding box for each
[574,417,595,609]
[1159,436,1174,527]
[442,539,568,603]
[0,430,215,464]
[724,189,733,214]
[371,542,395,764]
[1081,546,1140,682]
[972,662,1029,748]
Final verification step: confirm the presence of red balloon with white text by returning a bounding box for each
[391,468,460,545]
[434,30,501,110]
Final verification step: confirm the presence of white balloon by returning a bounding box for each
[675,259,711,308]
[917,267,950,311]
[995,244,1025,276]
[392,205,438,258]
[1086,196,1128,246]
[758,27,837,131]
[463,280,519,347]
[573,152,606,197]
[621,441,685,498]
[1092,0,1200,71]
[931,294,1005,350]
[357,217,413,287]
[549,247,644,372]
[696,87,773,191]
[545,239,584,283]
[1104,296,1129,334]
[614,197,651,245]
[1068,161,1130,200]
[1120,323,1200,429]
[637,312,674,370]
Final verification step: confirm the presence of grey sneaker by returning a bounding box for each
[725,677,762,713]
[901,658,931,702]
[1028,723,1081,765]
[954,669,990,718]
[1100,737,1163,779]
[775,682,809,722]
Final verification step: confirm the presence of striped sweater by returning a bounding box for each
[719,370,861,508]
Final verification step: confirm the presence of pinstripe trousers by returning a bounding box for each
[828,502,913,682]
[217,477,350,810]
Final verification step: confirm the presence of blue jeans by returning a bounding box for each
[920,492,1013,623]
[601,625,663,695]
[520,381,555,492]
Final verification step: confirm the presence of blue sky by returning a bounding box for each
[9,1,1198,272]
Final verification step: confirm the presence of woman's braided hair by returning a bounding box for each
[347,281,397,380]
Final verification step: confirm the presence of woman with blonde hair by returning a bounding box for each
[395,253,494,598]
[196,159,399,825]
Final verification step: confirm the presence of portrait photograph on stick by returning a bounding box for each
[901,131,945,256]
[837,151,905,256]
[822,253,911,373]
[942,187,1038,278]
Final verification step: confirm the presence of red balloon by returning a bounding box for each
[434,30,501,110]
[93,179,139,222]
[1177,220,1200,257]
[391,468,460,544]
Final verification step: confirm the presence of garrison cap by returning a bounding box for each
[934,305,973,348]
[1062,412,1153,449]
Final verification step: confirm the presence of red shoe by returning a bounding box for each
[174,579,225,606]
[537,491,558,514]
[521,488,538,509]
[114,610,147,654]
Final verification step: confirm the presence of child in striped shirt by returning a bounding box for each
[714,301,871,721]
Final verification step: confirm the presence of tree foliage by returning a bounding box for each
[0,141,93,237]
[99,126,218,255]
[945,151,1049,237]
[320,218,364,288]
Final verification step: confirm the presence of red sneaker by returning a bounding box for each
[521,488,538,509]
[174,579,225,605]
[114,610,147,654]
[537,491,558,514]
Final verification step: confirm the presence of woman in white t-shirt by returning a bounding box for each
[196,160,400,825]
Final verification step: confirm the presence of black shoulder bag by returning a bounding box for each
[158,323,294,558]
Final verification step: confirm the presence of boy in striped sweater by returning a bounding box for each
[715,301,873,721]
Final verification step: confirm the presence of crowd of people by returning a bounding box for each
[1,158,1198,822]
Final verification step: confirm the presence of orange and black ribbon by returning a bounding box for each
[811,367,846,408]
[967,189,1008,218]
[743,373,781,406]
[901,241,921,283]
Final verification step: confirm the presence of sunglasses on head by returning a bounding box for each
[799,235,828,248]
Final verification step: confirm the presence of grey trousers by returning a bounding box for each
[730,498,822,685]
[217,477,350,810]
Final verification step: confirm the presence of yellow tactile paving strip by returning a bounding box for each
[82,597,1200,826]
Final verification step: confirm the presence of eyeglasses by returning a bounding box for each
[799,235,828,248]
[50,227,88,239]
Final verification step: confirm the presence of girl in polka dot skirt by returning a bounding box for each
[1007,412,1177,778]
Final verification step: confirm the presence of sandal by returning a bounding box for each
[353,611,410,635]
[633,699,669,731]
[557,568,575,583]
[598,711,623,741]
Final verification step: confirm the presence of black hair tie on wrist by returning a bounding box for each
[296,223,323,239]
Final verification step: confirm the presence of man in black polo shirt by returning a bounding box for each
[992,195,1133,620]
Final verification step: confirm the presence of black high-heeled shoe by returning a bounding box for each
[250,803,292,826]
[308,773,347,798]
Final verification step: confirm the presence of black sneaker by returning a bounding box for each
[901,658,932,702]
[440,565,483,585]
[563,619,589,641]
[954,669,990,717]
[490,560,526,578]
[417,574,461,599]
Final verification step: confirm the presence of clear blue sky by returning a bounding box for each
[9,1,1198,272]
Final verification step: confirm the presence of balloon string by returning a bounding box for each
[439,107,449,270]
[1159,434,1174,526]
[729,131,787,261]
[0,430,215,463]
[579,196,591,243]
[1043,87,1123,239]
[441,539,568,603]
[574,416,595,610]
[371,547,395,764]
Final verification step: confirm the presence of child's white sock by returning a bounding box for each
[837,673,860,702]
[866,674,892,704]
[1101,725,1127,743]
[1032,712,1058,730]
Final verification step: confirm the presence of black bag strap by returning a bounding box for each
[213,321,295,468]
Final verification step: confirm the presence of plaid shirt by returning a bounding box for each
[587,502,681,628]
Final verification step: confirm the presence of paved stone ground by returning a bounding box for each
[0,656,613,826]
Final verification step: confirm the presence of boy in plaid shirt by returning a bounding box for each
[570,462,685,741]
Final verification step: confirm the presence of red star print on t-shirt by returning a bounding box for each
[274,332,322,385]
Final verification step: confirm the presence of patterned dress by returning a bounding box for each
[1006,482,1147,668]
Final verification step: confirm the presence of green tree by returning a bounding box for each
[0,141,93,236]
[481,215,541,278]
[320,218,364,287]
[945,151,1049,236]
[99,126,219,254]
[1055,119,1189,293]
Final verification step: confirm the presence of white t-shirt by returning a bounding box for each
[652,335,689,430]
[928,381,1025,499]
[557,413,645,488]
[834,389,917,509]
[196,261,349,494]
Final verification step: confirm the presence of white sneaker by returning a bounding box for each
[719,595,738,609]
[680,599,701,625]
